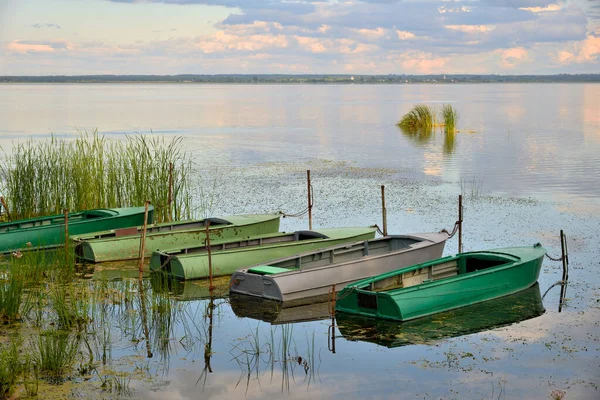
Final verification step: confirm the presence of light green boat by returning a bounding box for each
[0,206,153,254]
[149,227,378,280]
[74,213,281,263]
[336,244,546,321]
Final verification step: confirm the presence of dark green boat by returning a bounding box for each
[336,244,546,321]
[0,206,153,254]
[336,283,545,348]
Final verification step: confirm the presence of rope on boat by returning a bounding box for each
[440,220,461,239]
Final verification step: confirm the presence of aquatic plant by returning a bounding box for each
[0,130,195,222]
[0,338,22,398]
[397,104,436,131]
[441,104,458,132]
[34,330,80,382]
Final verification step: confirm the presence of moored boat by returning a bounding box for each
[336,283,545,348]
[335,244,546,321]
[0,206,153,254]
[149,226,377,280]
[230,232,448,307]
[74,213,281,262]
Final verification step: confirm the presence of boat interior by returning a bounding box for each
[0,210,109,232]
[86,217,233,239]
[361,253,514,292]
[247,236,424,275]
[165,230,330,256]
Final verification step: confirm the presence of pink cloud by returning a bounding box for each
[498,47,529,68]
[6,40,71,54]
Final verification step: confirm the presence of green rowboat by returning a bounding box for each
[74,213,281,263]
[149,227,377,280]
[335,244,546,321]
[0,206,153,254]
[336,283,545,348]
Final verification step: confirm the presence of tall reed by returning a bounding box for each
[0,337,22,398]
[441,104,458,132]
[34,330,80,382]
[0,131,195,222]
[397,104,436,131]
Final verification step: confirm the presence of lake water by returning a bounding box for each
[0,83,599,399]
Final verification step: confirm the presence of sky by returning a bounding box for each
[0,0,599,75]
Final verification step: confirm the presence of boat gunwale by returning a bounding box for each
[156,227,378,259]
[72,213,280,243]
[234,232,448,280]
[346,248,544,299]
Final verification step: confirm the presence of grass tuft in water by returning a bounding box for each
[441,104,458,133]
[0,337,23,398]
[34,330,80,382]
[397,104,436,131]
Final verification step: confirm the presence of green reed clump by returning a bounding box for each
[441,104,458,132]
[51,283,91,331]
[0,130,194,222]
[397,104,436,131]
[34,330,80,382]
[0,338,23,398]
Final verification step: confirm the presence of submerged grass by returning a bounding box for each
[0,130,195,222]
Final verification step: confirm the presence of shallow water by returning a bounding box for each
[0,84,599,399]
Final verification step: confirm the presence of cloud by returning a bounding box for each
[6,40,71,54]
[31,23,61,29]
[556,33,600,64]
[519,4,562,12]
[498,46,529,67]
[396,30,416,40]
[445,25,494,33]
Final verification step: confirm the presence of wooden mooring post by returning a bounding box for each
[64,209,69,266]
[458,195,463,253]
[307,170,313,230]
[0,197,10,221]
[328,284,336,353]
[168,162,174,222]
[558,230,569,312]
[138,201,150,274]
[206,221,215,291]
[381,185,388,236]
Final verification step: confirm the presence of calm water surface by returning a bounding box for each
[0,84,599,399]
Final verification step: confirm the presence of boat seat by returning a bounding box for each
[248,265,297,275]
[205,217,231,226]
[293,230,329,241]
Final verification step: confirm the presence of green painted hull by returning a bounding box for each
[336,244,546,321]
[0,206,153,254]
[149,227,377,280]
[74,213,281,263]
[337,283,545,347]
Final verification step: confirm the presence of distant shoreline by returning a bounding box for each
[1,74,599,84]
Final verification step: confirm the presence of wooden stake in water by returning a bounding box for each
[458,195,463,253]
[168,162,174,222]
[138,201,150,273]
[206,221,215,291]
[381,185,388,236]
[558,230,569,313]
[328,284,336,353]
[0,197,10,221]
[307,170,313,230]
[64,208,69,265]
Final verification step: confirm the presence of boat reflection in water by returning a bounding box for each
[230,293,332,325]
[336,283,545,348]
[149,271,232,300]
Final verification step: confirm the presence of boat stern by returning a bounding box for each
[230,269,284,302]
